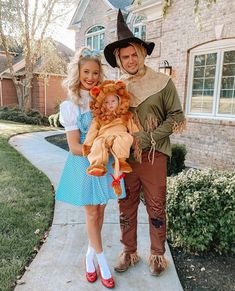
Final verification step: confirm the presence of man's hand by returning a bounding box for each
[133,131,151,150]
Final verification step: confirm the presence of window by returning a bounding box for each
[133,16,146,41]
[85,26,105,51]
[187,40,235,119]
[220,51,235,115]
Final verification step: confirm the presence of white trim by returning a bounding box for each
[86,25,105,35]
[126,0,163,21]
[1,59,25,75]
[133,15,147,40]
[186,39,235,120]
[191,38,235,52]
[68,0,90,30]
[213,50,222,116]
[85,25,105,51]
[102,0,116,9]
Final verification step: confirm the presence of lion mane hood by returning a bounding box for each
[89,80,132,124]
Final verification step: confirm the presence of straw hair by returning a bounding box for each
[62,47,104,105]
[114,42,147,77]
[103,9,154,67]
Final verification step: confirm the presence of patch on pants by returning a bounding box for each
[120,213,130,229]
[151,217,164,229]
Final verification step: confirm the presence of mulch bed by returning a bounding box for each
[169,244,235,291]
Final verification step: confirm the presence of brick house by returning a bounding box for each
[0,42,74,116]
[69,0,235,170]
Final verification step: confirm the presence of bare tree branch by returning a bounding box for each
[31,0,39,38]
[0,0,74,110]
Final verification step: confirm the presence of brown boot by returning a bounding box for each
[114,252,140,272]
[149,255,168,276]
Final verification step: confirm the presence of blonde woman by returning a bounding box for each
[56,47,125,288]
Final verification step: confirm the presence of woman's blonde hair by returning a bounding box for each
[63,47,104,105]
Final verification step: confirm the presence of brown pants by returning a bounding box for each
[118,151,167,256]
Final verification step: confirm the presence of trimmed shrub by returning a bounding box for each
[167,169,235,254]
[0,106,49,125]
[167,143,187,176]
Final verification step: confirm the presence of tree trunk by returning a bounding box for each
[24,72,33,109]
[14,82,23,109]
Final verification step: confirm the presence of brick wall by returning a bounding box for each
[159,0,235,170]
[32,75,67,116]
[171,119,235,170]
[1,79,18,106]
[1,75,67,116]
[73,0,235,170]
[75,0,108,49]
[75,0,120,80]
[160,0,235,102]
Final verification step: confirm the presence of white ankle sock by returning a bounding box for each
[86,245,95,272]
[96,252,111,279]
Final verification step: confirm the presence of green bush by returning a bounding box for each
[167,169,235,254]
[167,143,186,176]
[0,106,49,125]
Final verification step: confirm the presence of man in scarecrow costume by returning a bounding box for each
[104,9,186,276]
[83,80,139,196]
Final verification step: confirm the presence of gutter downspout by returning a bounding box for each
[44,76,47,116]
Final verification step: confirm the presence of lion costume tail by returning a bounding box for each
[109,148,125,197]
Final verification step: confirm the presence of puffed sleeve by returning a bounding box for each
[59,100,79,132]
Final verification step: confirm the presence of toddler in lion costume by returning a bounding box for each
[82,80,139,196]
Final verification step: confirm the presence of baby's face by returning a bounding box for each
[104,94,119,112]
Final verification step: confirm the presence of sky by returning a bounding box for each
[52,7,76,50]
[30,1,76,51]
[52,10,75,51]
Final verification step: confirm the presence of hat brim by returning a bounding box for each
[104,37,155,68]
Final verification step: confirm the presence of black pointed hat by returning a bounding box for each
[104,9,155,68]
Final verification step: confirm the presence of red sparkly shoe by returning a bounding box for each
[85,259,97,283]
[98,265,115,289]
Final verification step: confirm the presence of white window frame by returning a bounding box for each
[85,25,105,51]
[133,16,146,41]
[187,39,235,120]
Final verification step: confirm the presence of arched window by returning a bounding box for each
[133,16,146,41]
[187,39,235,119]
[86,26,105,51]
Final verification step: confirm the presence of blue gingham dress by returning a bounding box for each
[55,94,126,206]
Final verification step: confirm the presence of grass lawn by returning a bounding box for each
[0,120,56,291]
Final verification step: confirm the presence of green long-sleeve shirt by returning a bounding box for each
[131,78,185,157]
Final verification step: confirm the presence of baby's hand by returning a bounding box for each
[82,144,91,156]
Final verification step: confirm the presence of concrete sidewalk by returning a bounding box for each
[9,131,183,291]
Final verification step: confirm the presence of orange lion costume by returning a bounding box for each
[82,80,139,196]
